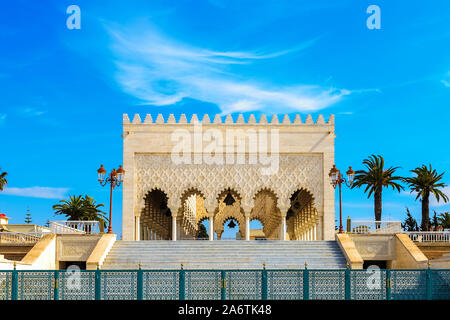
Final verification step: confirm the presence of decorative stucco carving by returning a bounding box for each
[134,154,323,212]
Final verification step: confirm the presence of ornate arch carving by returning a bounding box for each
[178,187,209,224]
[140,189,172,240]
[250,189,281,239]
[214,188,245,237]
[134,153,323,218]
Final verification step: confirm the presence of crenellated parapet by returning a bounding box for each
[123,113,334,126]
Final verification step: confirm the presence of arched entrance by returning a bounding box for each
[140,189,172,240]
[287,188,319,240]
[250,189,281,240]
[178,188,208,240]
[214,188,245,240]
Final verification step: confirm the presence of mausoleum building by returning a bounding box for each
[122,113,336,241]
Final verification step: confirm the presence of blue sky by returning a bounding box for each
[1,1,450,237]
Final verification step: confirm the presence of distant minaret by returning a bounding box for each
[24,207,32,224]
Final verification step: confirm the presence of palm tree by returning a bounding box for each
[0,168,7,191]
[351,155,404,222]
[81,195,108,231]
[403,164,449,231]
[53,195,107,231]
[53,195,86,220]
[437,212,450,229]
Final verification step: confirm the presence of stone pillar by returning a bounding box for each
[317,216,323,240]
[245,214,250,241]
[280,213,287,241]
[172,215,177,241]
[135,216,140,241]
[209,214,214,241]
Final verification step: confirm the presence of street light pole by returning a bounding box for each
[97,165,125,234]
[329,165,355,234]
[338,176,343,233]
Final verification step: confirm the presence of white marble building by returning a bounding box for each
[121,113,336,241]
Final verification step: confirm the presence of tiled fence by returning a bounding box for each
[0,268,449,300]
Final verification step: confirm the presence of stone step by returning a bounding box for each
[106,254,344,258]
[103,261,344,264]
[102,240,347,270]
[113,241,338,246]
[110,244,341,247]
[109,250,342,254]
[102,261,345,266]
[101,265,346,270]
[105,257,344,261]
[114,241,338,244]
[106,256,344,260]
[110,247,341,250]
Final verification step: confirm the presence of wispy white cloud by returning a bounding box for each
[431,186,450,207]
[2,186,69,199]
[442,71,450,87]
[337,111,353,115]
[106,24,350,114]
[20,107,47,117]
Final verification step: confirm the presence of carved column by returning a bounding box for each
[172,215,177,241]
[208,213,214,241]
[280,212,287,241]
[135,216,140,241]
[245,213,250,241]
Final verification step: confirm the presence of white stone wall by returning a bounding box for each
[122,113,336,240]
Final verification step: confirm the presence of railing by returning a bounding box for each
[349,220,402,234]
[0,232,45,244]
[49,221,101,234]
[405,232,450,243]
[0,268,448,300]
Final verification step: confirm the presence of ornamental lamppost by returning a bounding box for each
[329,165,355,233]
[97,164,125,234]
